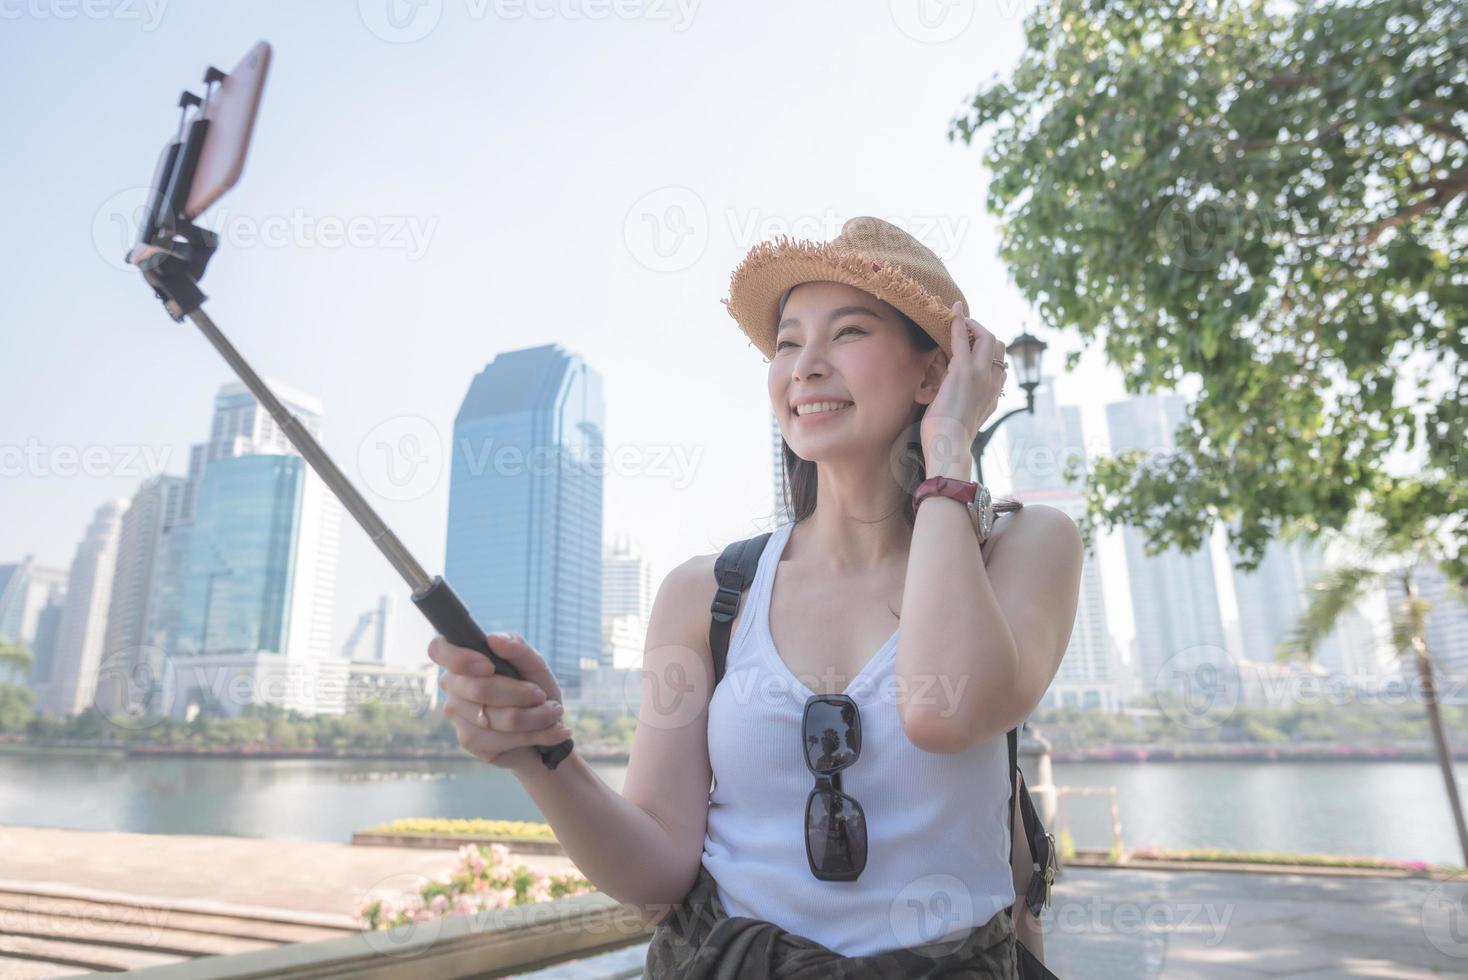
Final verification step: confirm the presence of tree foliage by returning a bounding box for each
[951,0,1466,582]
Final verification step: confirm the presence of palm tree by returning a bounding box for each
[0,640,32,676]
[1277,511,1468,865]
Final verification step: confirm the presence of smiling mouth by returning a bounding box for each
[792,402,854,420]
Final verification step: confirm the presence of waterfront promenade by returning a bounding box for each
[0,825,1463,978]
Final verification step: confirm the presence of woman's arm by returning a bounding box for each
[515,555,718,926]
[899,498,1084,753]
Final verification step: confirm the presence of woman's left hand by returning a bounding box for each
[920,300,1008,476]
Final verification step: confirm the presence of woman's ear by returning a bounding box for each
[914,349,948,406]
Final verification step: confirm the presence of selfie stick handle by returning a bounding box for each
[177,305,575,771]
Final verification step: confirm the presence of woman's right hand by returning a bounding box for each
[428,631,572,775]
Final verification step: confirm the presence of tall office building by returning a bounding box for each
[42,500,128,715]
[994,378,1124,710]
[96,475,188,716]
[1395,560,1468,675]
[1105,392,1228,695]
[603,534,656,670]
[0,557,68,689]
[1226,529,1391,677]
[445,345,605,696]
[168,382,343,717]
[342,594,395,663]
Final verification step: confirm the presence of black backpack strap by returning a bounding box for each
[1009,724,1059,918]
[708,533,772,686]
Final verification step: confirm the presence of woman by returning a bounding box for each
[429,216,1085,978]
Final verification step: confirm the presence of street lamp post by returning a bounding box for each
[971,330,1049,486]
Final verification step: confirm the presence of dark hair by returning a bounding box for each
[775,287,1024,530]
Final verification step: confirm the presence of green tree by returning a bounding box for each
[0,640,32,676]
[1278,511,1468,863]
[951,0,1466,584]
[0,684,33,731]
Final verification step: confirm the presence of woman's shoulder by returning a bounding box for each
[983,502,1080,557]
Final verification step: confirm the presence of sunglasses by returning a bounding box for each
[802,693,867,881]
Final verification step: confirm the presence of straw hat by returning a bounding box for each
[722,215,970,362]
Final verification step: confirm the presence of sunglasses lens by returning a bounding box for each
[803,698,860,774]
[807,787,867,876]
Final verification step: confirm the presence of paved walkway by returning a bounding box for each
[0,824,574,919]
[1028,866,1467,979]
[2,826,1463,978]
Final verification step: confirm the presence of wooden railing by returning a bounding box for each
[113,890,655,979]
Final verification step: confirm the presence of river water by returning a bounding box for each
[3,754,1463,866]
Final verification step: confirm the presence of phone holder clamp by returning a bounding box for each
[128,219,219,322]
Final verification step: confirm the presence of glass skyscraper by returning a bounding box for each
[173,454,304,659]
[169,381,341,663]
[445,344,605,696]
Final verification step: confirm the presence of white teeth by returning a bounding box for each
[795,401,853,416]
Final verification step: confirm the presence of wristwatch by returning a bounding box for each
[911,475,996,544]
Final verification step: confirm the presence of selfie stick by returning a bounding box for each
[124,58,573,771]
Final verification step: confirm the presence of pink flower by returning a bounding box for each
[489,843,510,864]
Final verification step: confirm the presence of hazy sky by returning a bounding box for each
[2,0,1166,669]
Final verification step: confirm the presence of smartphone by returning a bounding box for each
[135,136,183,252]
[183,41,271,220]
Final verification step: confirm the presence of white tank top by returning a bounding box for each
[701,519,1015,957]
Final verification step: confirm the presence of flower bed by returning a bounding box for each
[354,842,594,929]
[1127,848,1440,873]
[361,818,558,841]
